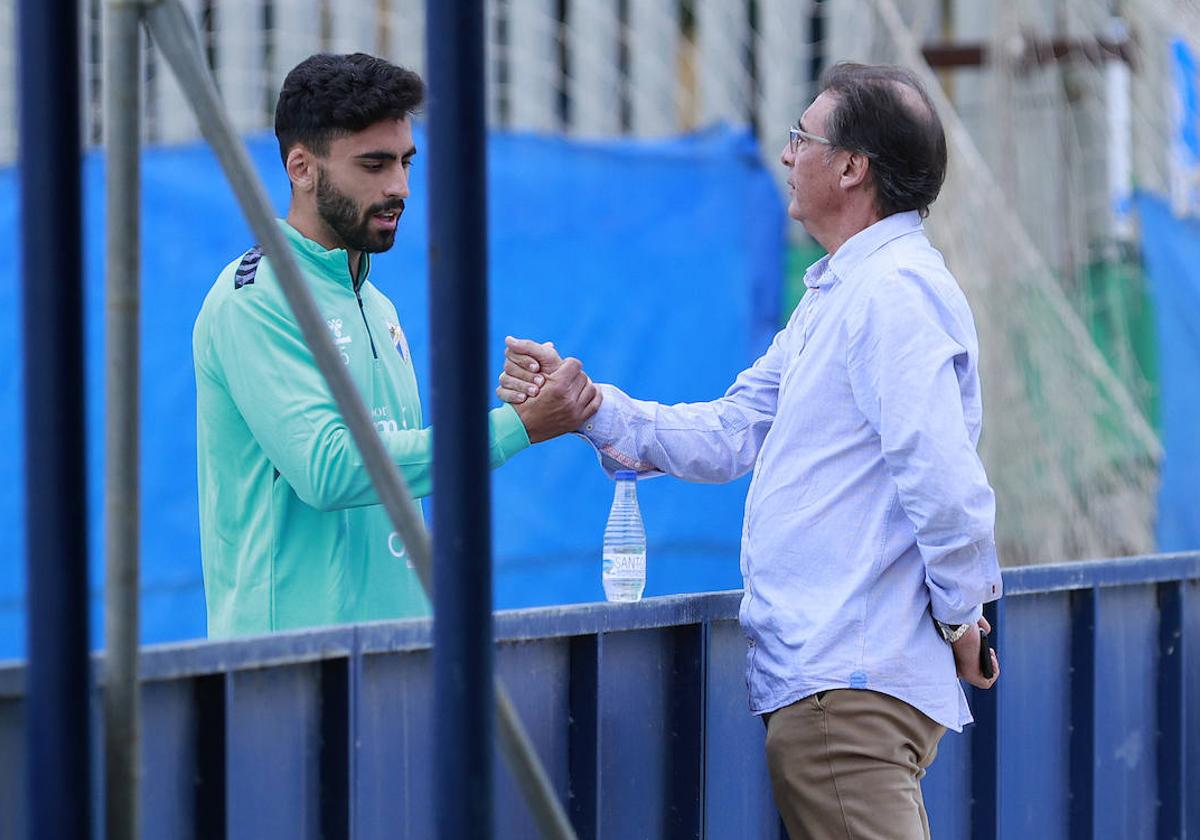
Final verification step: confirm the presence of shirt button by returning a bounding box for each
[585,424,593,431]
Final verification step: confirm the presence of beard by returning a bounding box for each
[315,167,404,254]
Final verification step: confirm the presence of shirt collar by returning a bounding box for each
[278,219,370,290]
[802,210,924,290]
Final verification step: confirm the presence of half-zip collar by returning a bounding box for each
[278,219,372,291]
[279,219,378,357]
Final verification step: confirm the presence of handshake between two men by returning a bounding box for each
[498,336,599,443]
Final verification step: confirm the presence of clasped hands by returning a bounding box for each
[497,336,601,444]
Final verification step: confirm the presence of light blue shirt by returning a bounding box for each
[582,211,1002,730]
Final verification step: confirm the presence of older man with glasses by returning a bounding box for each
[498,62,1001,840]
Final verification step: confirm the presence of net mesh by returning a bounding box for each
[828,0,1163,564]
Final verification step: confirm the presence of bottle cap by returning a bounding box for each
[614,470,637,481]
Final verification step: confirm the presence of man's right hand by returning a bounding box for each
[508,354,601,444]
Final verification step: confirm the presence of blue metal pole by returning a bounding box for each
[427,2,493,838]
[19,0,90,837]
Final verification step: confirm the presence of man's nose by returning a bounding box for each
[386,168,410,200]
[779,144,792,168]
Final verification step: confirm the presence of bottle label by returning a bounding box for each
[603,551,645,577]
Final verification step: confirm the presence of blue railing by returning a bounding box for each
[1,552,1197,839]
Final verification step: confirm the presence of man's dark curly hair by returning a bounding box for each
[274,53,425,165]
[819,63,947,219]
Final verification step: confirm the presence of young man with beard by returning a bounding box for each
[193,53,599,637]
[498,64,1001,839]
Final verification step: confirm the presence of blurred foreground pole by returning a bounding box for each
[103,2,143,838]
[19,0,91,836]
[427,1,494,837]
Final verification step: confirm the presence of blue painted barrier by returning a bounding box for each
[0,553,1197,839]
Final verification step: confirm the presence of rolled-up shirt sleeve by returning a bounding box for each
[846,269,1002,624]
[579,322,789,483]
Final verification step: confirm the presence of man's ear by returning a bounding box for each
[285,145,317,192]
[839,151,870,191]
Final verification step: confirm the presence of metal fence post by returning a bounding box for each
[103,2,144,838]
[19,0,91,837]
[426,1,493,836]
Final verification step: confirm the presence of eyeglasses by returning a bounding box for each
[788,125,833,154]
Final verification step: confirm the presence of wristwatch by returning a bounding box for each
[934,620,972,644]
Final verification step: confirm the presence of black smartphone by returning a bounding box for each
[979,629,994,679]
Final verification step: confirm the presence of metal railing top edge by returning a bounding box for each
[1,552,1197,698]
[0,590,746,697]
[998,551,1200,595]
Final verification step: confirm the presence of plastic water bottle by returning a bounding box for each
[603,470,646,602]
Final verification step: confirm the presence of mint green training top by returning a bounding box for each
[193,220,530,637]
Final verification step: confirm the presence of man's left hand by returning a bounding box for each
[497,337,560,404]
[952,616,1000,690]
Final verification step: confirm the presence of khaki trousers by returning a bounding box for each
[764,689,946,840]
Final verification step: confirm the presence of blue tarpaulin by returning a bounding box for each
[0,125,785,657]
[1137,192,1200,552]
